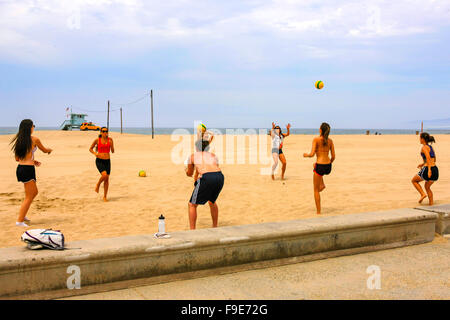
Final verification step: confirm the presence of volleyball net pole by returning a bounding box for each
[151,89,154,139]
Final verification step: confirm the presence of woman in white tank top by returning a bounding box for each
[270,122,291,180]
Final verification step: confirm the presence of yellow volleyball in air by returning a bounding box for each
[315,80,324,90]
[138,170,147,177]
[197,123,207,132]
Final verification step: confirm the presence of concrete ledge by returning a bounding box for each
[415,204,450,235]
[0,208,436,298]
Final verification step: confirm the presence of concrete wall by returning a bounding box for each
[0,208,436,298]
[415,204,450,235]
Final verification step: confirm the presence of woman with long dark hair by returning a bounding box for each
[303,122,335,214]
[270,122,291,180]
[89,127,115,202]
[412,132,438,205]
[10,119,52,226]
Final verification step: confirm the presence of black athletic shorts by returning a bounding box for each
[190,172,224,205]
[314,163,332,176]
[96,158,111,175]
[16,165,36,183]
[418,166,439,181]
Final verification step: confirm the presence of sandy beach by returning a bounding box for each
[1,130,449,248]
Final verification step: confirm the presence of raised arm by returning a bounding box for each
[303,139,317,158]
[270,123,276,137]
[34,137,52,154]
[206,130,214,143]
[284,123,291,137]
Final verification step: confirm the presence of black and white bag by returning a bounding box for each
[21,229,65,250]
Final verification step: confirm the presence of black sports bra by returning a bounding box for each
[421,145,435,161]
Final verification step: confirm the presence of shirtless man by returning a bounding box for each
[194,124,214,181]
[185,139,224,230]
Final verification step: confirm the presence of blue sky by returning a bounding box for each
[1,0,449,129]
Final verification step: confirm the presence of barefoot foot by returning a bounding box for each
[271,175,275,181]
[418,194,427,204]
[103,197,108,202]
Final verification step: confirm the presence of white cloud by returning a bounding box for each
[0,0,449,66]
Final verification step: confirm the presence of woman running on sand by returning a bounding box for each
[271,122,291,180]
[89,127,115,202]
[10,119,52,227]
[411,132,439,205]
[303,122,335,215]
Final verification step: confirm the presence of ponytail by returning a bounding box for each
[10,119,33,160]
[320,122,330,146]
[429,135,436,144]
[420,132,436,144]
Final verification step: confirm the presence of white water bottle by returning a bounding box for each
[158,214,165,234]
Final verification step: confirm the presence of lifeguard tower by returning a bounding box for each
[60,112,88,130]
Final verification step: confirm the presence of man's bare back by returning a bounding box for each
[188,151,221,177]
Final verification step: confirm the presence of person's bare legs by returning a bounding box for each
[208,201,219,227]
[103,173,109,202]
[412,175,427,203]
[279,153,287,180]
[18,180,38,223]
[319,176,326,192]
[188,202,198,229]
[95,176,103,193]
[271,153,278,180]
[313,173,322,214]
[95,171,109,201]
[424,181,434,205]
